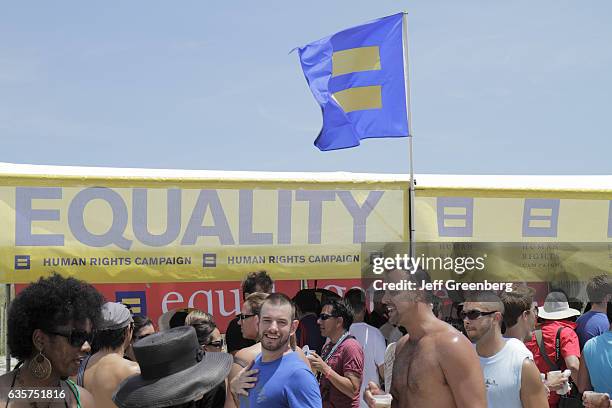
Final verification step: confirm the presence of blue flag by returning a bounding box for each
[298,13,409,151]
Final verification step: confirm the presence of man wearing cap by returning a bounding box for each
[526,291,581,408]
[113,326,232,408]
[77,302,140,408]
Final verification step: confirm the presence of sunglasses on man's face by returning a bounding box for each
[47,328,94,348]
[459,310,497,321]
[318,313,337,321]
[237,313,256,322]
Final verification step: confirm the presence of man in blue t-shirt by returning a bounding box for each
[576,275,611,349]
[237,293,321,408]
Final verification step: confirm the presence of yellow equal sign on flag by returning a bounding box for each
[331,46,383,113]
[121,297,143,314]
[333,86,382,113]
[332,46,381,77]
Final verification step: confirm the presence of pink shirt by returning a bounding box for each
[320,337,364,408]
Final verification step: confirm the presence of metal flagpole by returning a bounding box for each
[401,12,416,260]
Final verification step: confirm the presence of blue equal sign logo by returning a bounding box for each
[116,291,147,317]
[14,255,31,270]
[202,253,217,268]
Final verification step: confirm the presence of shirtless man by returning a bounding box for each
[365,268,487,408]
[76,302,140,408]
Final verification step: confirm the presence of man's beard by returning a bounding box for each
[261,331,290,352]
[469,322,494,344]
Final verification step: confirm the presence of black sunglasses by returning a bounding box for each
[206,339,224,349]
[47,329,94,348]
[318,313,337,321]
[237,313,256,321]
[460,310,497,320]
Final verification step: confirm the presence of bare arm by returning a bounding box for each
[225,363,244,408]
[224,378,236,408]
[564,355,580,382]
[308,351,360,399]
[438,334,487,408]
[78,386,96,408]
[577,356,592,393]
[226,347,255,407]
[325,370,361,399]
[520,358,548,408]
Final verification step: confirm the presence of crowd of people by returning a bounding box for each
[0,270,610,408]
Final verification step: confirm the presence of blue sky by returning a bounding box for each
[1,1,611,175]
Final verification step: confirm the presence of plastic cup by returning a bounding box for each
[582,391,596,403]
[372,394,393,408]
[583,391,609,405]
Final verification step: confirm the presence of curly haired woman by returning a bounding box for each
[0,273,104,408]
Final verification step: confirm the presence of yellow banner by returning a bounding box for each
[1,171,611,283]
[0,183,405,283]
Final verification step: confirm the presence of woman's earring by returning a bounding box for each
[29,348,52,380]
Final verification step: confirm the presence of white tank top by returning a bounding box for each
[479,338,534,408]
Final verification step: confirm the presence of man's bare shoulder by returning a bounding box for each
[428,323,474,356]
[124,358,140,369]
[235,343,260,362]
[420,321,476,360]
[121,359,141,377]
[91,354,140,383]
[393,333,410,354]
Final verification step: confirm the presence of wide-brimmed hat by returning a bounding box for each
[112,326,231,408]
[538,291,581,320]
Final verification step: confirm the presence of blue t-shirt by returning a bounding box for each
[240,352,321,408]
[576,311,610,349]
[583,330,612,395]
